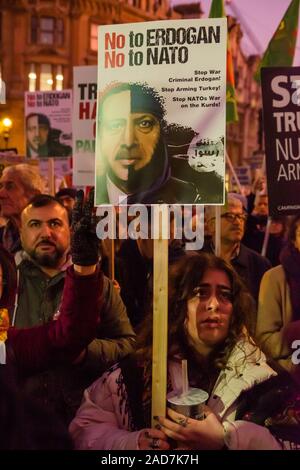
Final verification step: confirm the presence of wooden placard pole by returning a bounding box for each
[226,152,243,194]
[261,216,271,257]
[108,238,115,281]
[151,205,169,427]
[108,209,115,281]
[214,205,221,256]
[48,159,55,196]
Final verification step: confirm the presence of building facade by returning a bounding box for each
[226,16,262,168]
[0,0,179,153]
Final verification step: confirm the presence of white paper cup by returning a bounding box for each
[167,388,209,420]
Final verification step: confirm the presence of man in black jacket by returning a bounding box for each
[204,194,271,315]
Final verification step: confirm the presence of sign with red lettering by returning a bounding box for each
[25,90,72,159]
[73,66,97,186]
[95,19,227,206]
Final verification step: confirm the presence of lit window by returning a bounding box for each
[27,64,64,91]
[55,65,64,91]
[40,64,53,91]
[28,64,37,91]
[90,23,98,52]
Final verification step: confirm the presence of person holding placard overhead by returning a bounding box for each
[70,252,299,450]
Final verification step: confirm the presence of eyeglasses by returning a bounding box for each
[192,285,233,304]
[221,212,247,223]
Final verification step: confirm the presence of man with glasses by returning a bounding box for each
[204,193,271,314]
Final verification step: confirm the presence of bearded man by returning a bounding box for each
[11,194,135,424]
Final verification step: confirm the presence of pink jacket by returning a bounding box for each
[69,341,283,451]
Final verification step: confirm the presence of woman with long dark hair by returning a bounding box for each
[70,252,299,450]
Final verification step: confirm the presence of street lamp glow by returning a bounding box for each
[3,117,12,129]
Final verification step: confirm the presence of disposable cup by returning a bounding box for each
[167,387,209,420]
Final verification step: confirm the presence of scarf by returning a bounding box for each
[280,243,300,321]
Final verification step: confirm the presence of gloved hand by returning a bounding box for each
[71,189,101,266]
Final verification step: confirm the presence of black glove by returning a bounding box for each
[71,189,101,266]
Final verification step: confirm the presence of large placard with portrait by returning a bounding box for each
[95,18,227,206]
[24,90,73,159]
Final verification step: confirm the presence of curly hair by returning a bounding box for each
[137,252,256,372]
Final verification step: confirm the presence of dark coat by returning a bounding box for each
[202,241,271,305]
[11,258,135,424]
[115,239,186,328]
[243,214,286,267]
[0,222,22,254]
[0,362,72,449]
[230,243,271,304]
[0,266,103,450]
[236,372,300,447]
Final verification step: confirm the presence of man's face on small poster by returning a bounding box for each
[26,115,39,152]
[99,89,160,190]
[26,114,50,153]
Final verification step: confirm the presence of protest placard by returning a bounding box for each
[261,66,300,216]
[230,165,251,188]
[73,66,97,186]
[25,90,72,159]
[95,18,227,206]
[39,157,72,194]
[0,154,27,178]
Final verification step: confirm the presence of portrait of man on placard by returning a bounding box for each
[26,113,72,158]
[95,82,199,205]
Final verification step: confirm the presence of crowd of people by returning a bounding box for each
[0,162,299,451]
